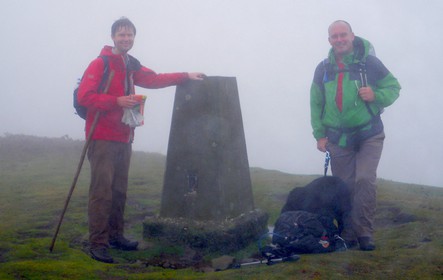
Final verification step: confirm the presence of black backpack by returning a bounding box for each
[73,56,110,119]
[271,210,346,254]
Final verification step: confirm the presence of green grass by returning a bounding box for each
[0,134,442,279]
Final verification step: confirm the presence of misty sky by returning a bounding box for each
[1,0,442,187]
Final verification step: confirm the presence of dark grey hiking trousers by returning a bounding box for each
[87,140,132,249]
[327,131,385,240]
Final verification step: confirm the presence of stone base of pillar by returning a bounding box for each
[143,209,268,253]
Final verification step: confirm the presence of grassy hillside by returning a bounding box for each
[0,134,442,279]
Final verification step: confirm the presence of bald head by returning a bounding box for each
[328,20,355,59]
[328,20,353,37]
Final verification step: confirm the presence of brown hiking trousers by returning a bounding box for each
[87,140,132,249]
[327,131,385,240]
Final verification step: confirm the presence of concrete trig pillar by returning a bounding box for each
[160,76,255,220]
[143,76,268,253]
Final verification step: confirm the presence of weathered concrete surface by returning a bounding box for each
[144,77,268,252]
[159,76,255,221]
[143,209,268,253]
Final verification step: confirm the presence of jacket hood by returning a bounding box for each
[328,36,376,63]
[99,45,122,58]
[352,36,376,62]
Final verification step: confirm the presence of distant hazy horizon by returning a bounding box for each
[1,0,442,187]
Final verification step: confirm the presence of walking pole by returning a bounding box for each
[49,71,114,252]
[232,254,300,268]
[324,150,330,176]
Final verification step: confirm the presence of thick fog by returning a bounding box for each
[1,0,442,187]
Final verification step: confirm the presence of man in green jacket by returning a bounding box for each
[310,20,400,251]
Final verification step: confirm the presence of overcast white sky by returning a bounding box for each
[1,0,442,187]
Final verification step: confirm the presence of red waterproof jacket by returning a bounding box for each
[78,46,189,143]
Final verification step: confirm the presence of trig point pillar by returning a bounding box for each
[160,76,254,220]
[143,76,268,252]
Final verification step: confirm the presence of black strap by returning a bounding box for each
[97,56,110,93]
[321,59,376,118]
[123,55,142,96]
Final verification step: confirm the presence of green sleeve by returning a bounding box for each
[373,73,401,107]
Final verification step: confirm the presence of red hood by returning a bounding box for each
[99,45,123,58]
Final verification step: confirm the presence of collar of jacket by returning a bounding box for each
[328,36,371,65]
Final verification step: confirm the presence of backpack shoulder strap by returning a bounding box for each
[355,61,377,117]
[321,58,330,84]
[319,58,329,119]
[320,58,376,119]
[127,55,142,72]
[97,56,110,93]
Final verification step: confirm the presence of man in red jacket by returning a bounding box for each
[78,17,204,263]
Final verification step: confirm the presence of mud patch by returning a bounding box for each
[375,204,418,228]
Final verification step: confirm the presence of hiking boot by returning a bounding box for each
[109,236,138,251]
[90,247,114,263]
[358,237,376,251]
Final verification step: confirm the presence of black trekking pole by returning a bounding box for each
[49,71,114,252]
[232,254,300,268]
[324,150,330,176]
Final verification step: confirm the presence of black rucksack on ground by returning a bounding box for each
[73,56,110,119]
[271,210,346,254]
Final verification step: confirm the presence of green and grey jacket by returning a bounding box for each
[310,36,401,148]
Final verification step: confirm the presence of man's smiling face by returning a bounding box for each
[112,26,135,54]
[328,22,355,58]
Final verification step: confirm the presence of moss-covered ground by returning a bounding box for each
[0,135,442,279]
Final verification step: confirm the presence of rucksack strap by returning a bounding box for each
[97,56,110,93]
[73,56,111,120]
[320,59,376,118]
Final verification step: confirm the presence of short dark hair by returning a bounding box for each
[111,17,136,36]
